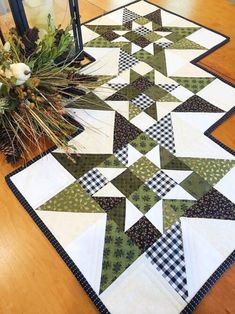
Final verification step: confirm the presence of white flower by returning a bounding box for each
[3,42,11,52]
[4,63,31,86]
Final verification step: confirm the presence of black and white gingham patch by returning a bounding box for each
[145,221,188,299]
[155,42,173,48]
[158,84,179,92]
[145,113,176,154]
[108,83,128,91]
[134,26,152,36]
[123,7,140,24]
[114,145,128,166]
[78,168,108,195]
[118,50,139,73]
[131,93,155,110]
[146,170,177,197]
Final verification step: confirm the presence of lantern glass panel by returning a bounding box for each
[22,1,77,32]
[0,0,16,44]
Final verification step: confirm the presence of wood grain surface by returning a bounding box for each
[0,0,235,313]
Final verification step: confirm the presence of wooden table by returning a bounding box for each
[0,0,235,313]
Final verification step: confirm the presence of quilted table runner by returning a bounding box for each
[6,1,235,313]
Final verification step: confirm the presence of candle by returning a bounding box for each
[23,0,56,33]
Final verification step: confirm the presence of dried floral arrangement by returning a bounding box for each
[0,21,99,164]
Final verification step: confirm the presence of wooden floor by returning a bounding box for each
[0,1,235,313]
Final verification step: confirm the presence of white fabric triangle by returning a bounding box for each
[143,43,154,55]
[162,170,193,184]
[166,49,207,63]
[97,168,125,181]
[81,48,120,76]
[119,68,131,83]
[132,21,141,30]
[65,109,115,155]
[93,182,124,197]
[132,43,142,54]
[163,184,196,200]
[66,214,107,294]
[125,199,143,231]
[156,31,172,37]
[82,26,100,44]
[36,210,105,247]
[132,61,153,75]
[115,30,129,36]
[164,50,188,76]
[171,112,234,159]
[93,83,117,100]
[112,36,130,43]
[145,145,161,168]
[144,21,153,31]
[156,102,181,121]
[180,217,235,300]
[174,112,224,133]
[130,111,156,131]
[161,10,198,27]
[155,37,172,44]
[145,200,163,233]
[171,61,213,78]
[127,144,143,166]
[105,101,129,120]
[155,70,178,85]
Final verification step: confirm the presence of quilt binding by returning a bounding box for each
[5,0,235,312]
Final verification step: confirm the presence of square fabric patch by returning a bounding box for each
[146,170,177,198]
[78,168,109,195]
[131,93,155,110]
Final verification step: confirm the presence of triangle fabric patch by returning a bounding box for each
[145,50,167,76]
[180,157,235,186]
[125,199,143,231]
[145,221,188,299]
[173,95,224,113]
[145,113,176,154]
[145,10,162,26]
[119,49,139,73]
[113,112,142,152]
[123,7,141,24]
[170,77,215,93]
[108,198,126,231]
[185,188,235,220]
[39,182,104,213]
[144,103,157,120]
[163,199,195,231]
[169,38,206,50]
[100,219,141,293]
[93,197,125,212]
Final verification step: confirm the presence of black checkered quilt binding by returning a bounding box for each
[78,168,108,195]
[145,221,188,300]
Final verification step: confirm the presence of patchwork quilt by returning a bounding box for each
[7,1,235,313]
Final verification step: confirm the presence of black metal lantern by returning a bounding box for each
[0,0,84,60]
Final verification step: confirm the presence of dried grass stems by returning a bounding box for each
[0,20,110,163]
